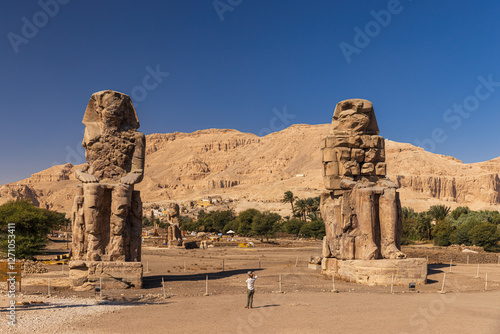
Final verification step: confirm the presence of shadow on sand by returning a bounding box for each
[426,263,451,284]
[143,268,263,289]
[251,304,280,309]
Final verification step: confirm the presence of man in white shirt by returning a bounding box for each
[245,271,257,309]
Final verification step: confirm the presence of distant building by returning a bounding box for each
[197,197,212,207]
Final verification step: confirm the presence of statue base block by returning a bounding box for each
[321,258,427,286]
[69,261,143,290]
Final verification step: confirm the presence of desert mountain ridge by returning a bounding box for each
[1,123,500,216]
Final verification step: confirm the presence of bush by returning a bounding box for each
[234,209,260,235]
[179,216,197,231]
[448,210,500,228]
[0,200,68,259]
[468,222,500,252]
[142,216,162,228]
[432,221,455,247]
[197,210,235,232]
[251,212,281,241]
[401,216,419,245]
[450,206,470,220]
[222,219,239,234]
[281,218,303,235]
[451,220,478,245]
[299,219,325,239]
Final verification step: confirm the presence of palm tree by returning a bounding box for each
[282,191,297,213]
[304,197,315,213]
[402,207,416,220]
[294,199,308,222]
[428,205,451,222]
[302,196,321,221]
[417,213,432,240]
[307,211,319,221]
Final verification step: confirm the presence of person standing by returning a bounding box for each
[245,271,257,309]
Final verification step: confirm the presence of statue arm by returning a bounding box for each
[120,132,145,185]
[75,164,98,183]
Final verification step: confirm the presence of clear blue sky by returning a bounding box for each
[2,0,500,185]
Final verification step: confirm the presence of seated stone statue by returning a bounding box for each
[72,90,144,262]
[166,203,182,247]
[320,99,405,260]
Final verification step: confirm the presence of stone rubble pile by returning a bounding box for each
[21,259,48,274]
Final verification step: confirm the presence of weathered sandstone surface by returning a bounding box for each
[1,124,499,215]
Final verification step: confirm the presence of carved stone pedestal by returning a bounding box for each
[69,260,143,290]
[322,257,427,286]
[168,240,183,248]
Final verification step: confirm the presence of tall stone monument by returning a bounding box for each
[165,203,183,247]
[320,99,427,286]
[69,90,144,289]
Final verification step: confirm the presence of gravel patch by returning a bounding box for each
[2,295,131,334]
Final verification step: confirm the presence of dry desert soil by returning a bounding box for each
[1,240,500,334]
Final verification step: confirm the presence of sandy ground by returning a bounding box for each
[68,291,500,334]
[1,242,500,333]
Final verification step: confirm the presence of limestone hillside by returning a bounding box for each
[1,124,500,215]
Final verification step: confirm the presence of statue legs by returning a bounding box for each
[83,183,105,261]
[379,188,406,259]
[74,183,141,262]
[109,184,133,261]
[353,188,379,260]
[71,185,85,260]
[129,190,142,261]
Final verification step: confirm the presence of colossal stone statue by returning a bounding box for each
[165,203,183,247]
[69,90,144,289]
[321,99,406,260]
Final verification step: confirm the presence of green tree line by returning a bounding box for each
[177,191,325,240]
[0,200,69,259]
[402,205,500,252]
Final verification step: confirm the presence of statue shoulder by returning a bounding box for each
[134,132,145,142]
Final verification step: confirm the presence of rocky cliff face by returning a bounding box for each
[1,124,499,214]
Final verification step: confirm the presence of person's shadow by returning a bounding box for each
[251,304,280,309]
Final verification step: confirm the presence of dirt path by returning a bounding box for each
[66,291,500,334]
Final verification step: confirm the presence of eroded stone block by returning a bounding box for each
[322,147,337,162]
[360,162,375,175]
[323,175,341,190]
[324,161,339,176]
[351,148,365,163]
[335,148,351,162]
[375,162,387,176]
[325,135,349,148]
[343,161,360,176]
[364,148,381,162]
